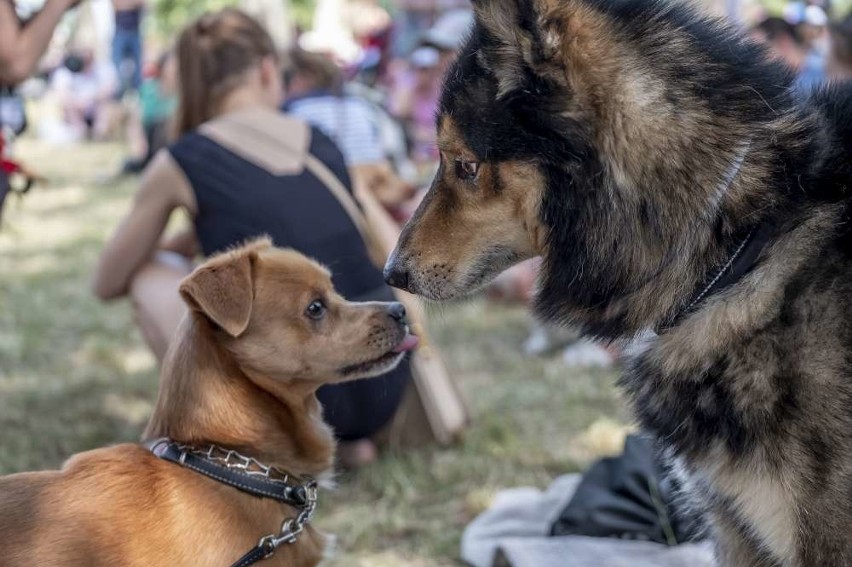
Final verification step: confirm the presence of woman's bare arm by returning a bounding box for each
[93,151,197,300]
[0,0,79,85]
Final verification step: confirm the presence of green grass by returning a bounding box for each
[0,139,628,565]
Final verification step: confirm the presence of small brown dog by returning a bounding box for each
[0,238,417,566]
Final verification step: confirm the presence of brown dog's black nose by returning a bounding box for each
[387,302,407,322]
[384,264,410,291]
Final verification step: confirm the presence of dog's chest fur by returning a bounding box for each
[621,249,852,565]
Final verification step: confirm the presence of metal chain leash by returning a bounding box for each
[257,481,319,558]
[149,440,322,566]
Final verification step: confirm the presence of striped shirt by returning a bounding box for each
[285,93,384,167]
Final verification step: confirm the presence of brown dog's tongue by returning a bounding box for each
[393,334,419,353]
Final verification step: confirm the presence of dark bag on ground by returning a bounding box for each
[550,435,705,545]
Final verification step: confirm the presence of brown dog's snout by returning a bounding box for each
[387,302,407,323]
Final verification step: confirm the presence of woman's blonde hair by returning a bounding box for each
[174,8,277,137]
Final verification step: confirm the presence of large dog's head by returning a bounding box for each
[386,0,801,336]
[180,238,418,384]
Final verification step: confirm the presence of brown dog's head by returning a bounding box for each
[180,238,418,384]
[385,0,793,336]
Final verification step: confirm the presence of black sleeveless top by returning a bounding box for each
[169,124,389,301]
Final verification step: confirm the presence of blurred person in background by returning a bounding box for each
[0,0,84,217]
[389,0,433,57]
[50,46,117,140]
[799,5,830,77]
[111,0,144,98]
[0,0,82,85]
[121,50,177,174]
[94,8,411,468]
[389,0,470,57]
[396,45,442,165]
[283,47,414,210]
[828,13,852,79]
[346,0,398,92]
[753,14,826,92]
[753,17,806,67]
[346,62,419,204]
[348,0,394,85]
[390,9,472,167]
[799,4,830,51]
[111,0,147,177]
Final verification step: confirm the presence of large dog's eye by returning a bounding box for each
[454,159,479,181]
[305,300,326,320]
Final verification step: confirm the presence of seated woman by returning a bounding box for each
[93,8,410,467]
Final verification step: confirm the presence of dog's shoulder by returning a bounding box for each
[61,443,157,474]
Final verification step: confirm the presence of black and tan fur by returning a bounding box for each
[384,0,852,564]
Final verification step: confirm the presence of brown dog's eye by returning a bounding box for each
[455,159,479,181]
[305,300,326,320]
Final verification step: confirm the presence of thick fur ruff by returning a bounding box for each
[387,0,852,564]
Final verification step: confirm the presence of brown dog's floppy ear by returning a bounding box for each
[179,240,270,337]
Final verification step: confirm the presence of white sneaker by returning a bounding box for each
[523,322,580,356]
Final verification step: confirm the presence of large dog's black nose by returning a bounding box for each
[387,302,407,322]
[384,263,410,291]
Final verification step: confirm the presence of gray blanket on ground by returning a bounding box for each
[461,474,716,567]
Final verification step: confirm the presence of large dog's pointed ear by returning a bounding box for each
[472,0,563,97]
[179,238,272,337]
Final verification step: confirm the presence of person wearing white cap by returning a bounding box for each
[421,8,473,52]
[391,9,473,165]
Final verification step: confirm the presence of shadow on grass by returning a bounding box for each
[0,370,157,474]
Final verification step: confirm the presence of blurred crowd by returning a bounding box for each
[751,1,852,87]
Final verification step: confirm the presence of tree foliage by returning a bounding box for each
[151,0,314,36]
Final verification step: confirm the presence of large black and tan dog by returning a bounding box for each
[384,0,852,564]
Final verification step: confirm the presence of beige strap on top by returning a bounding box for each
[303,154,386,268]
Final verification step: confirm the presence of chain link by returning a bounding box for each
[175,443,294,484]
[258,481,319,557]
